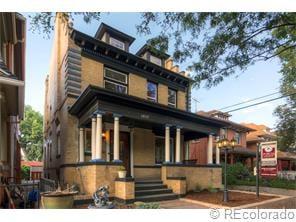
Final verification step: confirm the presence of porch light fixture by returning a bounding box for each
[217,137,237,202]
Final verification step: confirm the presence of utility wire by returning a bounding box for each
[219,90,280,111]
[225,91,296,113]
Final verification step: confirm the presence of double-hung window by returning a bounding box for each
[150,55,162,66]
[168,88,177,108]
[147,81,157,102]
[104,67,128,94]
[110,37,125,50]
[234,132,240,145]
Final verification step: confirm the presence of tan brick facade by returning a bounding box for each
[177,91,186,111]
[166,179,187,195]
[115,180,135,200]
[128,74,147,99]
[158,84,168,106]
[162,166,222,191]
[134,168,161,179]
[81,57,104,91]
[133,128,155,165]
[61,165,121,196]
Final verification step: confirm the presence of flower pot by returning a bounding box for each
[41,191,77,209]
[118,170,127,178]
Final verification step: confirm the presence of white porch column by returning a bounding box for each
[207,134,213,164]
[165,125,170,163]
[175,127,181,163]
[113,116,120,162]
[216,137,220,164]
[95,113,103,161]
[79,128,85,162]
[91,117,96,160]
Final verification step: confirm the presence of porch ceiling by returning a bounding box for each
[69,85,229,138]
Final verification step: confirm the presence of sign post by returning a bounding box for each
[256,143,260,198]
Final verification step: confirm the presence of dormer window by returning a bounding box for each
[150,55,162,66]
[110,37,125,50]
[95,23,135,52]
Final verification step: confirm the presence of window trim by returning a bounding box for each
[104,67,128,84]
[147,81,158,102]
[109,37,125,50]
[103,67,128,94]
[150,55,162,66]
[234,132,241,144]
[168,88,177,108]
[104,79,128,94]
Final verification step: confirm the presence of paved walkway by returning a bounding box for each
[158,199,207,209]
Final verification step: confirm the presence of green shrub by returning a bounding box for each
[21,165,30,180]
[235,177,296,190]
[221,162,251,185]
[207,186,218,193]
[195,184,203,192]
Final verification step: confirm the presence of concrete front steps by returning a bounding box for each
[135,179,179,202]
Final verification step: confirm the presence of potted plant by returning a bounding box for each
[40,184,78,209]
[118,166,127,178]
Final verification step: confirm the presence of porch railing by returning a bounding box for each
[39,178,56,192]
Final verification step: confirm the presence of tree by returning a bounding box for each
[29,12,101,37]
[30,12,296,87]
[19,105,43,161]
[273,47,296,151]
[29,12,296,149]
[137,12,296,87]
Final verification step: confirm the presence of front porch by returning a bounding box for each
[62,85,227,202]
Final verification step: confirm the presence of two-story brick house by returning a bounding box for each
[43,14,230,202]
[190,110,255,169]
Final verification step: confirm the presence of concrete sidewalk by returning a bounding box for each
[158,199,207,209]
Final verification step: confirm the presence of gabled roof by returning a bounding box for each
[241,123,277,142]
[277,150,296,160]
[136,44,170,60]
[94,22,135,45]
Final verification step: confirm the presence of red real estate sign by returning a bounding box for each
[260,141,277,167]
[262,146,276,159]
[260,166,277,177]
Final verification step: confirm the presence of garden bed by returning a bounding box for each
[185,190,277,207]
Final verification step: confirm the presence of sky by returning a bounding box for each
[24,12,285,128]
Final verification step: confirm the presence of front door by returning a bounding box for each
[110,131,130,176]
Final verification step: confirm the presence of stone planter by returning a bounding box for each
[41,191,77,209]
[118,171,127,179]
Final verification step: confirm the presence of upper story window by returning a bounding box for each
[168,88,177,108]
[221,128,227,139]
[150,55,162,66]
[234,132,240,144]
[104,67,128,94]
[147,81,157,102]
[110,37,125,50]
